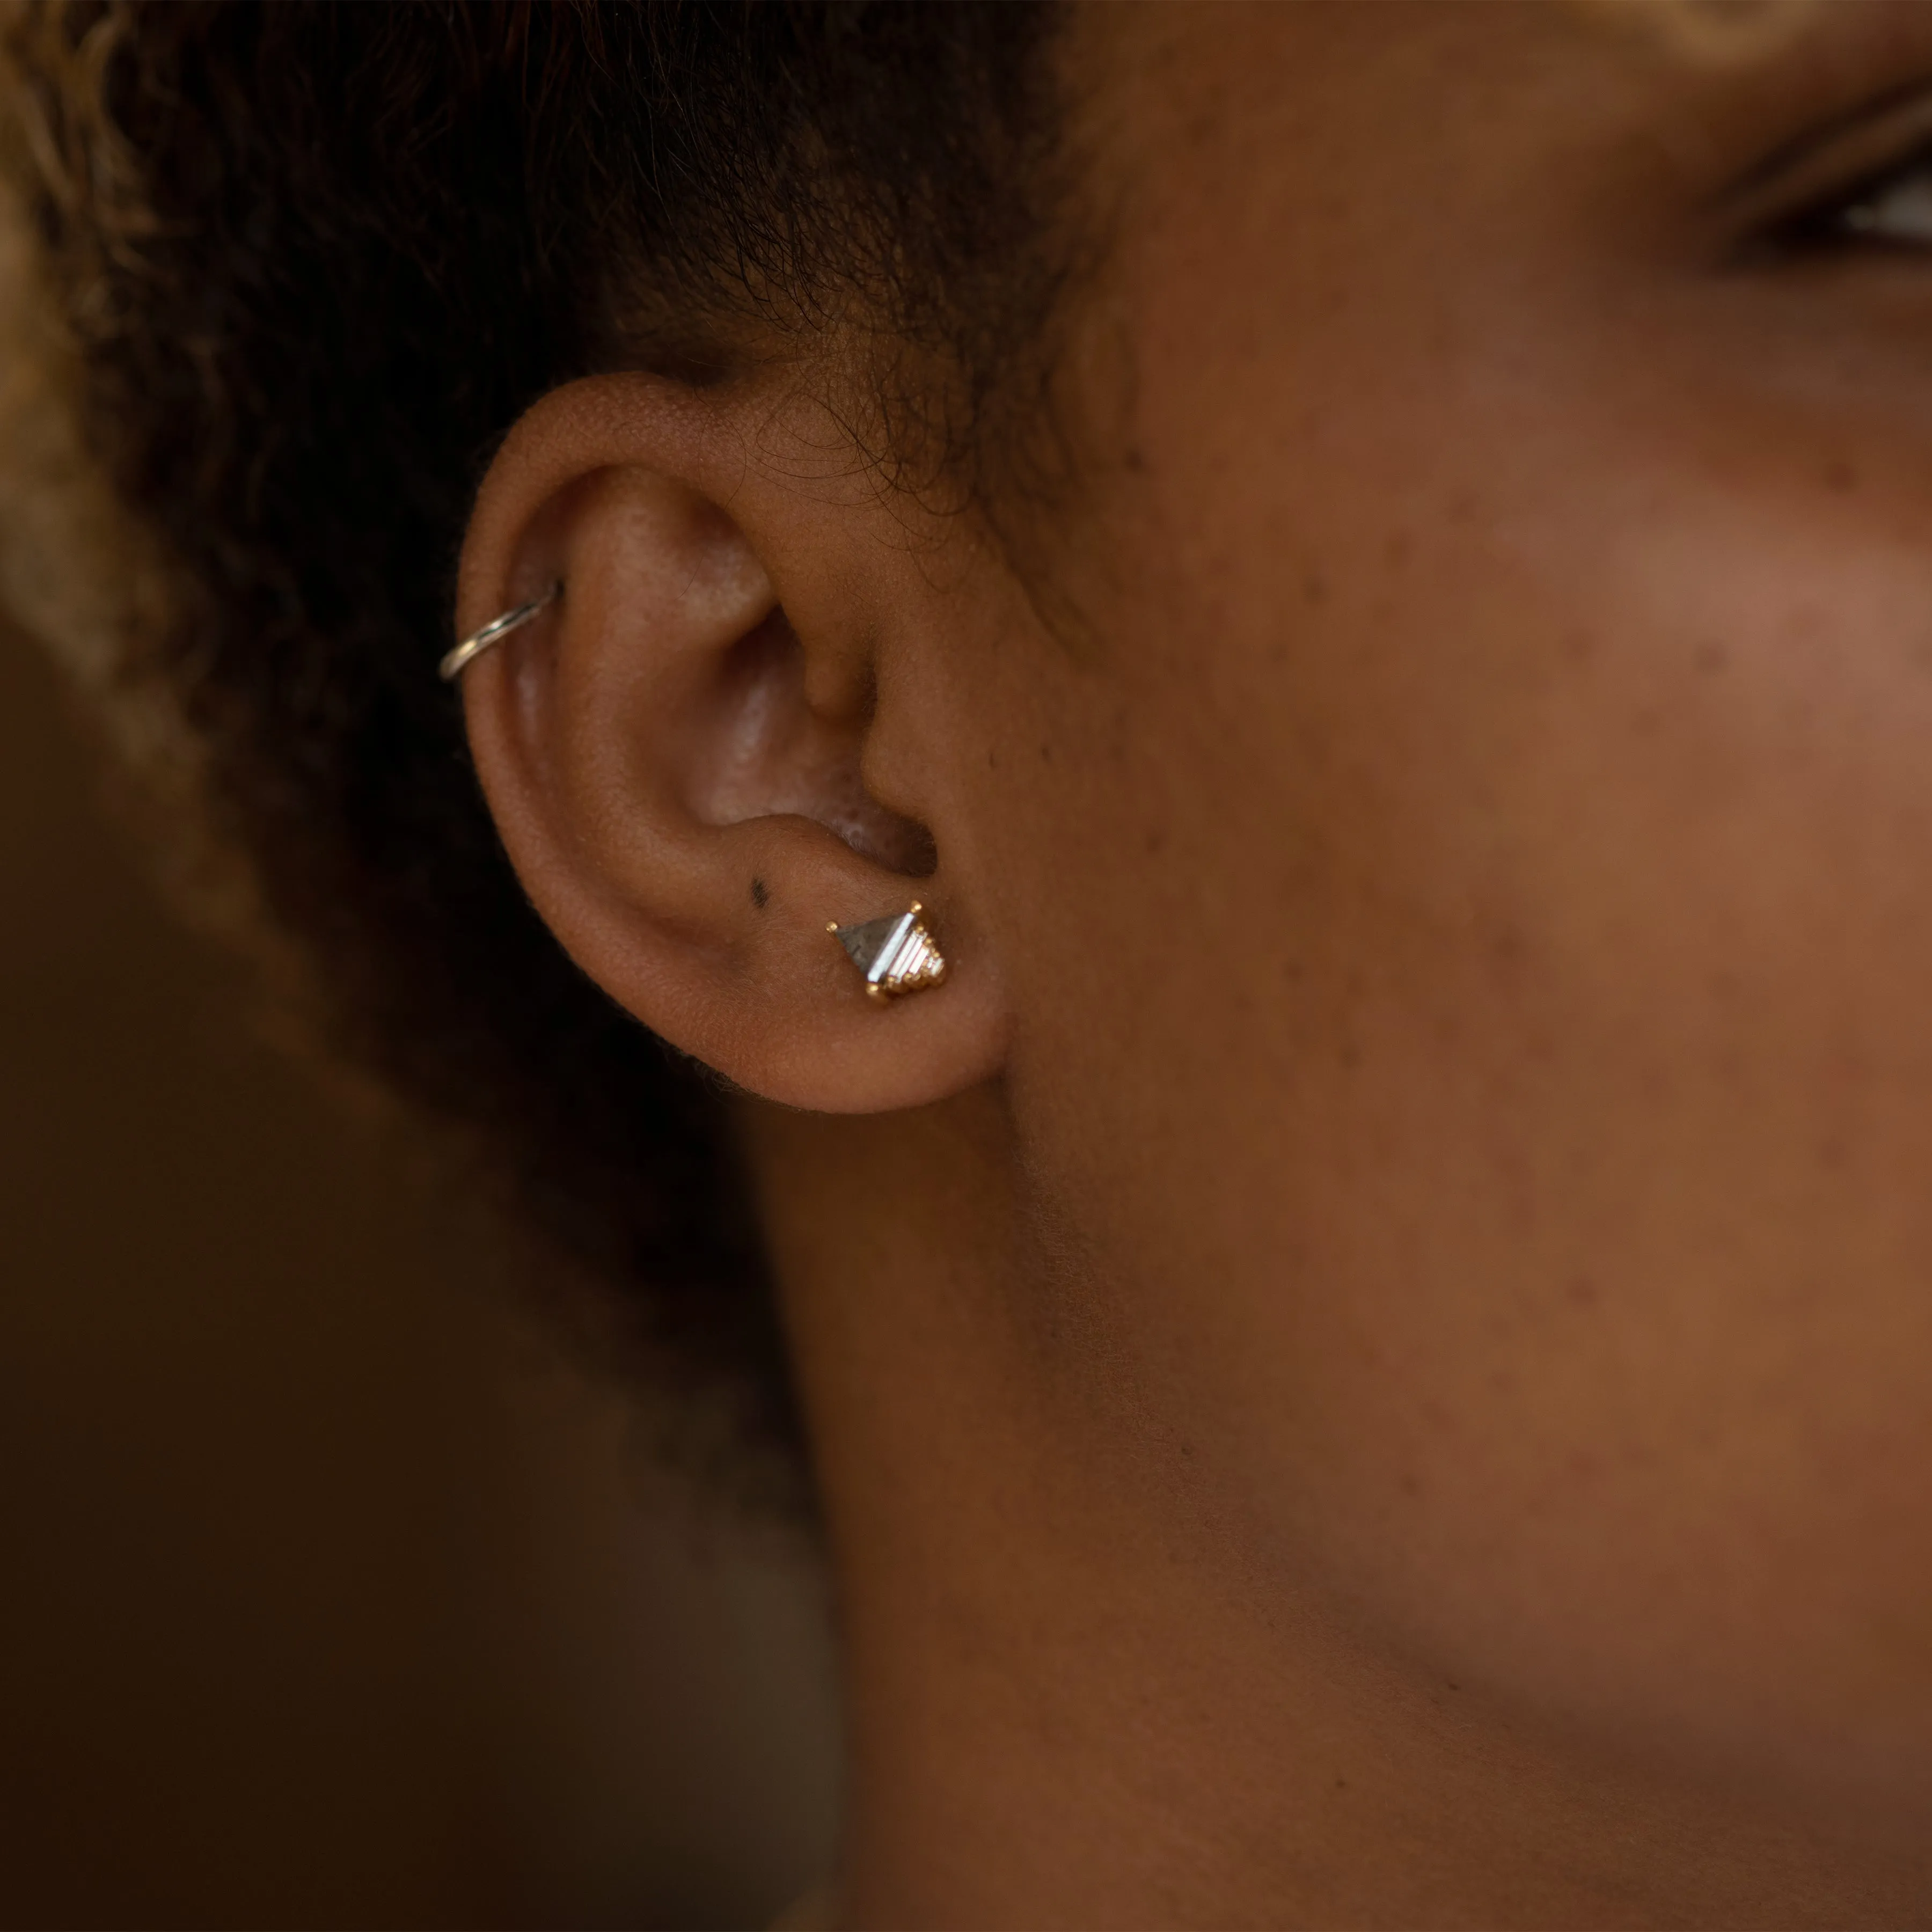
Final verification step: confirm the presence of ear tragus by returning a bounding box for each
[699,606,938,876]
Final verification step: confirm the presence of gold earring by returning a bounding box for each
[828,901,948,1004]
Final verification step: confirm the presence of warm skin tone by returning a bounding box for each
[455,4,1932,1924]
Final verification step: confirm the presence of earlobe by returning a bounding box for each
[449,372,1009,1115]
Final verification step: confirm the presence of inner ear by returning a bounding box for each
[697,606,937,876]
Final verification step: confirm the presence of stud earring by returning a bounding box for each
[828,901,948,1003]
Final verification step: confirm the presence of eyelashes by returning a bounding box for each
[1725,79,1932,260]
[1755,144,1932,257]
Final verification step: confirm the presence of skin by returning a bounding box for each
[455,4,1932,1923]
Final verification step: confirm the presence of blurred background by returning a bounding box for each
[0,609,840,1929]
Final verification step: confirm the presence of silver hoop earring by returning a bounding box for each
[828,902,948,1004]
[438,581,561,682]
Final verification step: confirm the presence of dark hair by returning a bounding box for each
[0,0,1070,1506]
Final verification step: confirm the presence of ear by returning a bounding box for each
[452,372,1010,1114]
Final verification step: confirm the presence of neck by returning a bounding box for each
[742,1089,1927,1929]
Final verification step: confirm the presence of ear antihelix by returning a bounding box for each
[828,901,948,1004]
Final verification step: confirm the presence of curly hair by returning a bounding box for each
[0,0,1071,1508]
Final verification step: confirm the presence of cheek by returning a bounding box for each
[1292,509,1932,1797]
[972,376,1932,1802]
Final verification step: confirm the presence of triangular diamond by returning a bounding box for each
[833,912,915,980]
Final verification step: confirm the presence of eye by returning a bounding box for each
[1722,84,1932,262]
[1835,156,1932,246]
